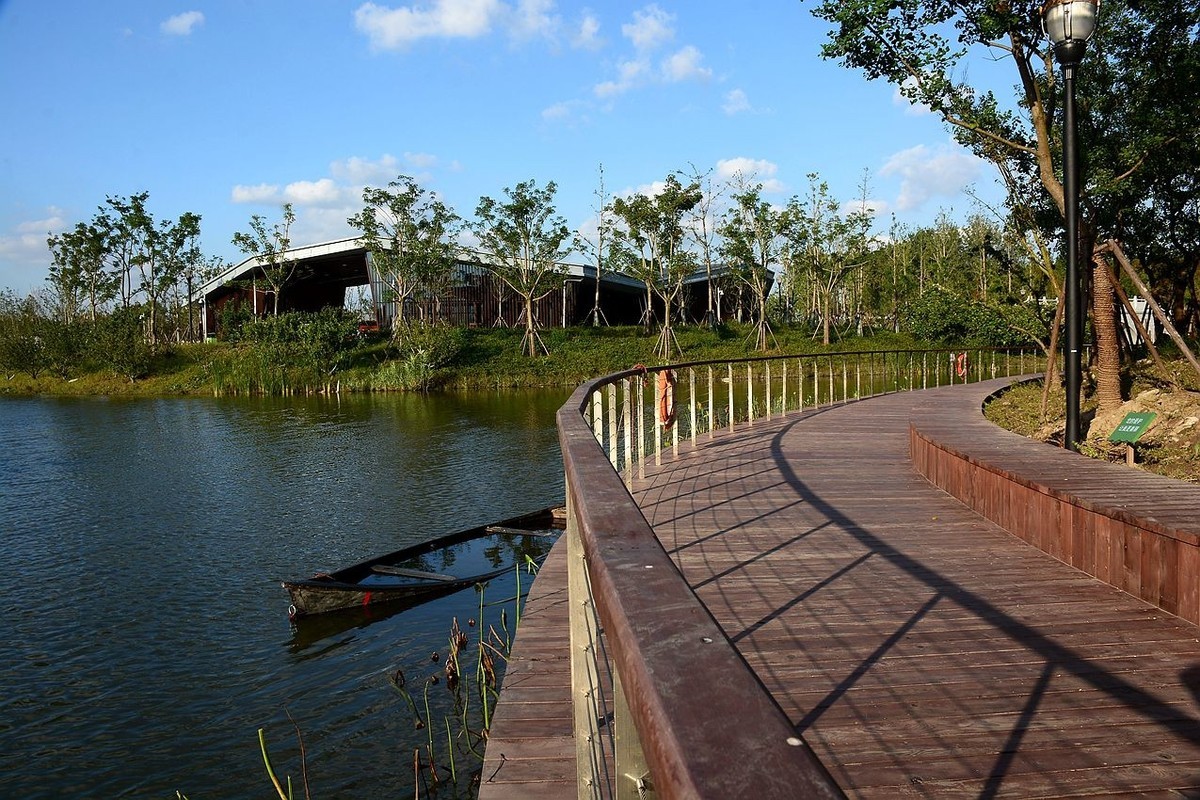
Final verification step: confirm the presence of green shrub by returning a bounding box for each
[91,307,152,381]
[376,323,467,391]
[902,289,1039,346]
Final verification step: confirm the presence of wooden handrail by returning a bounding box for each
[558,379,844,799]
[556,347,1043,797]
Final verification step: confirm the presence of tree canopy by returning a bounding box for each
[610,173,703,357]
[472,179,575,357]
[348,175,460,333]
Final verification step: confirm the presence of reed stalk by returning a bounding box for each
[258,728,292,800]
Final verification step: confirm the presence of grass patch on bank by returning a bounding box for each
[984,354,1200,483]
[2,324,930,397]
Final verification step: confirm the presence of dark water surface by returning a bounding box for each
[0,390,567,798]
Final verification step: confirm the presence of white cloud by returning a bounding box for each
[893,84,934,117]
[593,57,649,97]
[879,143,983,211]
[538,99,591,127]
[622,4,674,51]
[282,179,344,206]
[661,45,710,83]
[715,157,784,193]
[292,206,358,245]
[17,209,67,235]
[722,88,751,115]
[593,6,708,99]
[354,0,503,49]
[329,154,402,184]
[511,0,558,40]
[842,198,890,219]
[404,152,440,170]
[542,101,572,120]
[0,208,68,291]
[161,11,205,36]
[231,183,281,204]
[231,154,456,248]
[610,180,663,201]
[572,12,601,50]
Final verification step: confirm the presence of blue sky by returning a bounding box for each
[0,1,1006,294]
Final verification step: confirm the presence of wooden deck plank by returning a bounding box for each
[633,382,1200,798]
[484,377,1200,797]
[478,537,576,800]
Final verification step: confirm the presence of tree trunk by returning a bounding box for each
[1040,277,1066,420]
[1091,250,1123,414]
[523,294,538,357]
[822,293,831,346]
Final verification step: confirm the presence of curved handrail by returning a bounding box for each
[558,379,844,799]
[557,346,1043,798]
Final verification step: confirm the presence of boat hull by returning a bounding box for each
[281,506,564,618]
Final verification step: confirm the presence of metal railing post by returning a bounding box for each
[636,375,646,481]
[707,366,715,439]
[567,493,610,800]
[727,364,735,432]
[689,367,697,447]
[747,363,755,425]
[607,384,618,469]
[613,669,652,800]
[622,378,633,486]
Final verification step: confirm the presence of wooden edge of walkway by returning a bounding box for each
[912,376,1200,626]
[478,536,576,799]
[482,376,1200,798]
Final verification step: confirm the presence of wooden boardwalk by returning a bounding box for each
[483,379,1200,798]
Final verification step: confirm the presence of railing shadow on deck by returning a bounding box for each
[557,347,1042,799]
[756,414,1200,793]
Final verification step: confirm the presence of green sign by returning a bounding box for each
[1109,411,1157,443]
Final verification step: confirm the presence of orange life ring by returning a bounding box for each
[955,352,968,379]
[656,369,676,429]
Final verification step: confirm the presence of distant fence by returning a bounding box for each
[557,346,1044,798]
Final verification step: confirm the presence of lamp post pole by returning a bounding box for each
[1062,58,1082,451]
[1043,0,1099,452]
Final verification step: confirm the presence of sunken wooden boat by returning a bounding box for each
[282,505,565,618]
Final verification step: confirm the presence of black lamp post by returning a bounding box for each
[1043,0,1099,451]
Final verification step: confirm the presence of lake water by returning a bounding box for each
[0,390,568,798]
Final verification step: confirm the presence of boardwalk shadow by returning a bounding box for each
[747,416,1200,792]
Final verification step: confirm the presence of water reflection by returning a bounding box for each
[0,389,566,798]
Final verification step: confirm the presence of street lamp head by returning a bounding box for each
[1042,0,1100,66]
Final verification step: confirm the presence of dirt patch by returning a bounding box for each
[984,362,1200,484]
[1084,386,1200,482]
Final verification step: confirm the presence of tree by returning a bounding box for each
[683,164,728,327]
[814,0,1200,400]
[93,306,151,382]
[576,164,614,327]
[144,210,202,346]
[610,174,703,357]
[46,222,116,324]
[472,180,575,357]
[783,176,872,346]
[719,184,784,352]
[348,176,460,334]
[0,291,49,378]
[1083,0,1200,333]
[232,203,298,315]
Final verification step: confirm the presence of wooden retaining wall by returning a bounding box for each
[910,380,1200,626]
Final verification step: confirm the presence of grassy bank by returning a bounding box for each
[1,324,927,397]
[984,356,1200,483]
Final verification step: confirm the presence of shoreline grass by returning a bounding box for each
[1,323,931,398]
